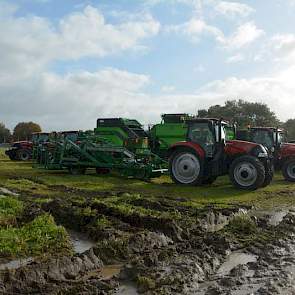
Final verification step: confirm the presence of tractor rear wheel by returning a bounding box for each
[69,167,86,175]
[17,149,31,161]
[169,148,203,185]
[229,155,265,190]
[282,159,295,182]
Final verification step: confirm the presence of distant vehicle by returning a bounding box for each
[237,127,295,182]
[5,141,33,161]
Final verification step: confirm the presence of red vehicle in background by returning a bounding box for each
[5,141,33,161]
[5,132,49,161]
[237,127,295,182]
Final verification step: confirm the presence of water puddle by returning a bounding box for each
[250,209,289,226]
[68,230,96,254]
[0,187,19,196]
[99,264,122,280]
[216,251,257,277]
[0,257,33,271]
[115,282,138,295]
[201,212,230,232]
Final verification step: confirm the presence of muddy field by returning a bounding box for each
[1,149,295,294]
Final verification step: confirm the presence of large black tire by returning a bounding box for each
[229,155,265,190]
[169,148,203,185]
[282,159,295,182]
[16,149,31,161]
[69,167,86,175]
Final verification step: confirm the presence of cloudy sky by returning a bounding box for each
[1,0,295,131]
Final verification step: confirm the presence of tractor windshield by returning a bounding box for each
[188,122,215,156]
[275,132,287,145]
[251,130,274,150]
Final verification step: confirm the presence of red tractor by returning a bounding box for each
[5,132,49,161]
[5,141,33,161]
[237,127,295,182]
[167,118,273,190]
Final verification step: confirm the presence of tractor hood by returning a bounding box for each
[225,140,267,156]
[280,143,295,158]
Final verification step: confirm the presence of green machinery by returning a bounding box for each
[33,114,237,180]
[34,119,166,180]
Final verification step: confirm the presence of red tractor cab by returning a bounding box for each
[237,127,295,182]
[168,118,273,190]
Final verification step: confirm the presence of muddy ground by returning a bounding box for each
[1,185,295,295]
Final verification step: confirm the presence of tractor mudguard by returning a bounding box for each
[168,142,205,159]
[279,143,295,160]
[225,140,259,155]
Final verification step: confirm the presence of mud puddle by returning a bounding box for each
[68,229,96,254]
[115,282,138,295]
[216,251,257,277]
[0,187,18,196]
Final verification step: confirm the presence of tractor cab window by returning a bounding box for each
[188,123,215,157]
[276,132,287,145]
[252,130,274,150]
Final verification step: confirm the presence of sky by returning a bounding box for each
[1,0,295,131]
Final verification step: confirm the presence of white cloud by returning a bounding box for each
[0,4,160,79]
[161,85,176,92]
[222,22,264,49]
[214,1,255,18]
[168,19,263,49]
[226,54,245,63]
[271,34,295,61]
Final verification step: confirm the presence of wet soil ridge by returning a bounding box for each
[1,188,295,294]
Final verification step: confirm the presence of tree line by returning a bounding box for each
[1,99,295,142]
[0,122,41,143]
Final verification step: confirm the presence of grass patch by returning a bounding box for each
[0,213,71,258]
[0,196,23,226]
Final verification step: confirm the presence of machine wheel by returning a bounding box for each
[169,148,203,185]
[69,167,86,175]
[201,176,217,185]
[17,149,31,161]
[282,159,295,182]
[229,156,265,190]
[96,167,110,175]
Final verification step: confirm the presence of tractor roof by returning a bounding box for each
[61,131,78,134]
[250,127,284,133]
[187,118,229,125]
[32,132,49,135]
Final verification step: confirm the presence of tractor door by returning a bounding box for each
[187,122,215,158]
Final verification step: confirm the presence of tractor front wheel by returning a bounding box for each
[229,156,265,190]
[282,159,295,182]
[169,149,203,185]
[17,149,31,161]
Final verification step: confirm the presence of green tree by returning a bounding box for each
[283,119,295,141]
[197,100,280,128]
[13,122,42,141]
[0,123,11,143]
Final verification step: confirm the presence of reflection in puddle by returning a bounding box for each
[68,230,96,254]
[216,251,257,276]
[99,264,122,280]
[115,282,138,295]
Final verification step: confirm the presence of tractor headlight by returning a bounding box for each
[252,145,268,158]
